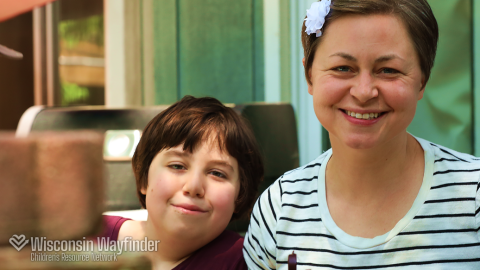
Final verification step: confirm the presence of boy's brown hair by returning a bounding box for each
[132,95,264,220]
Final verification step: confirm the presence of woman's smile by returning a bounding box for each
[307,14,425,149]
[341,109,387,126]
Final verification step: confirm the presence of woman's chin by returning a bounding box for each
[340,135,380,150]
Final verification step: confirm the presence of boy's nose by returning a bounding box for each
[350,72,379,103]
[182,172,205,198]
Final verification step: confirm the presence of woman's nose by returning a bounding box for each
[350,72,379,103]
[182,172,205,198]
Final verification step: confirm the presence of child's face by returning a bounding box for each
[141,140,239,244]
[307,14,425,149]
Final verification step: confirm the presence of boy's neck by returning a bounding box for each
[326,132,423,199]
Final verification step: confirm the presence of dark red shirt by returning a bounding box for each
[100,215,247,270]
[101,215,131,241]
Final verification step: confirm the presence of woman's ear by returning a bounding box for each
[418,75,426,100]
[303,57,314,95]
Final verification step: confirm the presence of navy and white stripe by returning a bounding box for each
[243,138,480,269]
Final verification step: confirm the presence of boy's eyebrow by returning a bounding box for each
[163,149,190,157]
[209,160,235,172]
[163,150,235,172]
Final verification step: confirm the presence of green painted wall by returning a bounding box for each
[148,0,477,155]
[152,0,264,105]
[408,0,472,153]
[474,0,480,155]
[153,0,178,105]
[280,0,291,102]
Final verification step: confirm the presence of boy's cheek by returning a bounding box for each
[147,175,178,204]
[211,187,237,214]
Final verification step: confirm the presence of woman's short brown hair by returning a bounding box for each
[132,95,264,220]
[301,0,438,85]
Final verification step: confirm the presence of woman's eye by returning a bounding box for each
[210,170,226,179]
[381,68,399,74]
[334,66,351,72]
[169,164,185,170]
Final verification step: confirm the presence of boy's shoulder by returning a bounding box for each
[196,230,244,256]
[98,215,131,241]
[175,230,247,270]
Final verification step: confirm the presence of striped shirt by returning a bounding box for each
[243,137,480,269]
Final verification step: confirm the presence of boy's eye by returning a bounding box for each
[169,164,185,170]
[210,170,226,179]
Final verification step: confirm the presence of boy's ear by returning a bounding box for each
[140,186,147,195]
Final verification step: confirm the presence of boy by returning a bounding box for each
[103,96,264,270]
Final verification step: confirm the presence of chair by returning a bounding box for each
[16,103,299,231]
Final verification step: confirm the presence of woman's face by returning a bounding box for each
[142,141,239,245]
[307,14,425,149]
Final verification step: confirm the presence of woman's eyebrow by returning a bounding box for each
[329,52,357,62]
[375,54,404,63]
[328,53,405,64]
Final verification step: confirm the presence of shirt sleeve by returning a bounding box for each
[243,177,283,270]
[476,174,480,240]
[97,215,131,241]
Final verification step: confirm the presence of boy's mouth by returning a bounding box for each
[172,203,208,213]
[343,110,386,120]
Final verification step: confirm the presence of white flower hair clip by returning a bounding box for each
[304,0,331,37]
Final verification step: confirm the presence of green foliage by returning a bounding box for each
[59,15,104,48]
[61,82,90,106]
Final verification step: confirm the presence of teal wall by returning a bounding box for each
[408,0,473,154]
[474,0,480,156]
[148,0,479,156]
[152,0,264,105]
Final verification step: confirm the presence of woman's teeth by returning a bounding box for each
[346,110,380,120]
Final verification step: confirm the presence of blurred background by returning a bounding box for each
[0,0,479,165]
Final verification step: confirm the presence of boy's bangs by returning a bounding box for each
[159,114,230,156]
[181,125,228,155]
[133,96,264,215]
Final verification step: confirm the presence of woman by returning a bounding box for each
[244,0,480,269]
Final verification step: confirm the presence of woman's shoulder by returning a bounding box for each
[281,149,330,179]
[422,139,480,171]
[255,150,330,204]
[418,138,480,189]
[423,139,480,164]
